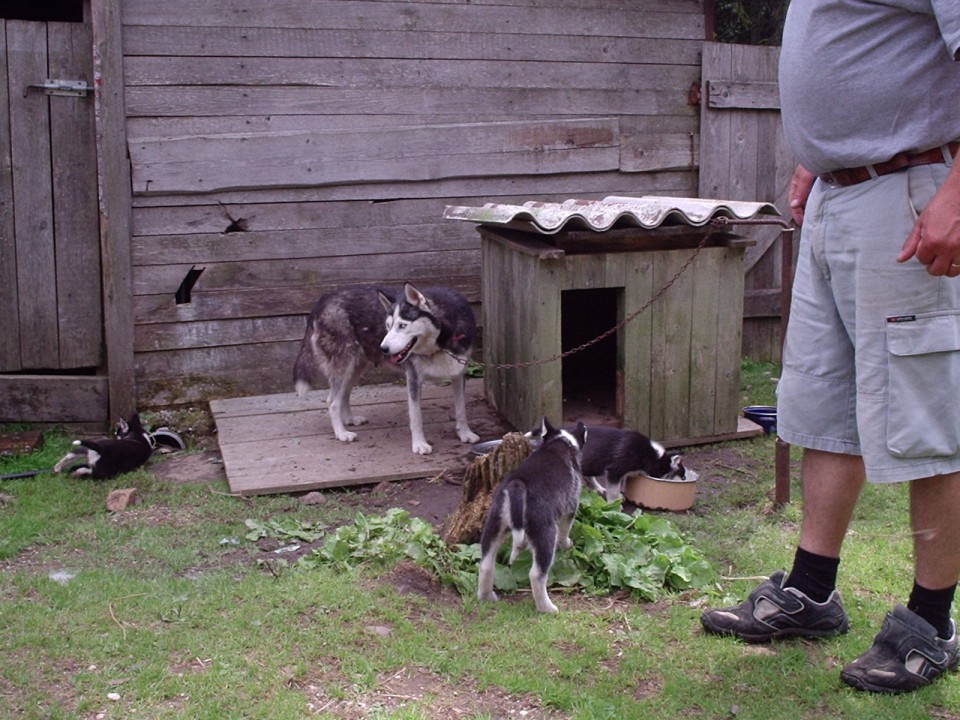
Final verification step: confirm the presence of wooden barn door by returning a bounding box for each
[0,19,102,374]
[698,42,796,362]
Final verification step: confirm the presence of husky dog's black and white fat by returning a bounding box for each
[478,418,587,614]
[527,425,686,502]
[53,413,154,479]
[293,282,479,455]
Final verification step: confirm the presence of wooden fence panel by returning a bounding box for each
[7,21,58,368]
[129,119,621,194]
[0,23,18,371]
[49,21,102,368]
[118,0,706,407]
[699,42,795,362]
[1,20,102,373]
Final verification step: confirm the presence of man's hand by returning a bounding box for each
[897,162,960,277]
[788,165,815,226]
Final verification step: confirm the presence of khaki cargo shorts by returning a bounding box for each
[777,162,960,483]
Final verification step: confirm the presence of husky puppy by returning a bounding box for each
[293,282,479,454]
[527,425,686,502]
[53,413,154,479]
[477,418,587,613]
[581,426,685,502]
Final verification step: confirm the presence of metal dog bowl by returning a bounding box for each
[150,428,186,450]
[623,469,700,512]
[743,405,777,434]
[469,439,503,457]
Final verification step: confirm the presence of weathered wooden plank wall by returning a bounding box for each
[699,42,795,362]
[120,0,706,407]
[0,25,16,373]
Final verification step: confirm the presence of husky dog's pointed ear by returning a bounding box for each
[116,417,130,436]
[377,290,394,312]
[541,415,555,438]
[404,282,430,310]
[574,421,587,448]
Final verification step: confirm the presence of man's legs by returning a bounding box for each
[912,471,960,593]
[838,471,960,693]
[796,449,865,557]
[782,450,864,603]
[793,455,960,635]
[699,448,859,642]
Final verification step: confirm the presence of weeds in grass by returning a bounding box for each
[247,495,718,602]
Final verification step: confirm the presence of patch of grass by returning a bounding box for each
[1,360,957,719]
[739,357,780,407]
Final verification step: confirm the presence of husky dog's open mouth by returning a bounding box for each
[388,338,416,364]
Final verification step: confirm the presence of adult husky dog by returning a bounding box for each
[293,282,479,454]
[477,418,587,613]
[528,424,686,502]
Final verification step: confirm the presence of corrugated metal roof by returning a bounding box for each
[443,195,782,235]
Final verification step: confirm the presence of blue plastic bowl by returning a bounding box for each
[743,405,777,434]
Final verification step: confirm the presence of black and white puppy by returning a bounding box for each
[53,413,154,479]
[477,417,587,613]
[578,426,686,502]
[527,424,685,502]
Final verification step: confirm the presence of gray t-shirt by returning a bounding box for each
[779,0,960,177]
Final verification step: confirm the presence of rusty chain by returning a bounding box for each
[454,220,726,370]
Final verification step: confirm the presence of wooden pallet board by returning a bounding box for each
[210,380,514,496]
[0,429,44,456]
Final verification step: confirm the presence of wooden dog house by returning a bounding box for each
[445,196,779,446]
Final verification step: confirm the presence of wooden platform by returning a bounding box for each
[210,380,514,496]
[211,378,765,496]
[0,429,44,456]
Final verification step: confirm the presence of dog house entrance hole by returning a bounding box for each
[561,287,622,426]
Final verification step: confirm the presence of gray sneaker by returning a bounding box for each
[841,605,959,694]
[700,570,849,643]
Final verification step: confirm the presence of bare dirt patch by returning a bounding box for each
[150,450,226,485]
[299,661,569,720]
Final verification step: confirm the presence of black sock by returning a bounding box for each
[907,581,956,639]
[784,547,840,603]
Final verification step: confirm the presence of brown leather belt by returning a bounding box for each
[819,142,960,187]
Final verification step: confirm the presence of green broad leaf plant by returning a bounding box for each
[247,491,716,602]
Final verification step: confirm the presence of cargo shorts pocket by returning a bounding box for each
[886,311,960,458]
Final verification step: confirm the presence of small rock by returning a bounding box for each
[106,488,138,512]
[299,491,325,505]
[107,692,121,701]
